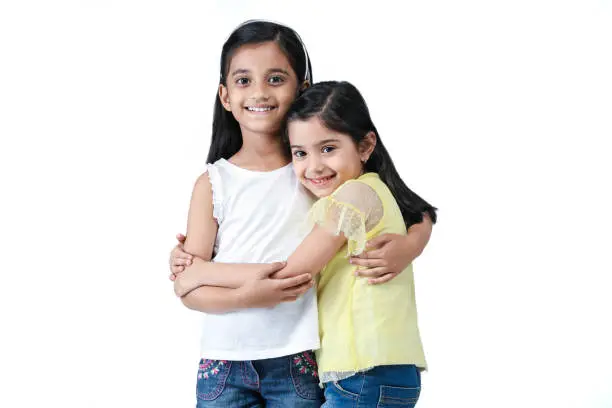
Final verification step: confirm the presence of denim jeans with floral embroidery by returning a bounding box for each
[196,351,323,407]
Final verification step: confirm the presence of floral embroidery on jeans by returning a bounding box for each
[293,352,318,378]
[197,359,228,380]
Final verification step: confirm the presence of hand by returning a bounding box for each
[350,233,419,285]
[236,263,314,309]
[173,260,208,297]
[169,233,193,281]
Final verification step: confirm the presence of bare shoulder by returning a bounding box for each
[187,171,215,218]
[185,170,218,258]
[191,171,213,197]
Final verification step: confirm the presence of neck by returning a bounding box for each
[232,128,290,170]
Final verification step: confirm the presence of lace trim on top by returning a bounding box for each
[205,164,224,222]
[319,367,377,384]
[308,196,367,257]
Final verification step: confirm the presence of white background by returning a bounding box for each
[1,1,611,407]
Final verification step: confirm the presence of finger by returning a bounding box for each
[172,247,193,260]
[172,247,192,259]
[349,258,386,269]
[173,258,192,267]
[365,235,392,250]
[354,266,390,278]
[367,273,398,285]
[171,265,185,274]
[278,273,312,289]
[284,279,314,297]
[265,261,287,274]
[351,248,384,260]
[176,233,186,243]
[259,262,287,279]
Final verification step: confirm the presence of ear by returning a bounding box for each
[300,80,311,92]
[218,84,232,111]
[359,131,377,162]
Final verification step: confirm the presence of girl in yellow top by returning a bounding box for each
[283,81,437,407]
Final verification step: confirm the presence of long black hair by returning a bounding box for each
[206,20,313,164]
[284,81,437,227]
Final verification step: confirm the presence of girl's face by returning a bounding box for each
[219,41,300,136]
[288,117,374,198]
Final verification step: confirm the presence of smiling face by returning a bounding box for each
[218,41,301,137]
[288,116,375,198]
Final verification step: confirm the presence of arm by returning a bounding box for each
[404,212,433,258]
[170,173,293,293]
[181,286,244,313]
[180,269,314,313]
[273,225,346,279]
[351,211,434,284]
[172,224,345,285]
[172,173,283,291]
[174,172,313,311]
[169,234,294,294]
[181,172,217,261]
[274,181,376,280]
[174,172,240,311]
[174,258,285,296]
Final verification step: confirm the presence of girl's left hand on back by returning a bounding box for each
[350,233,420,285]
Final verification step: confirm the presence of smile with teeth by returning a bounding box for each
[307,175,335,186]
[246,106,276,112]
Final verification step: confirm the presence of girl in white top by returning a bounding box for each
[170,20,433,408]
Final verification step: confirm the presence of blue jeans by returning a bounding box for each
[322,365,421,408]
[195,351,324,407]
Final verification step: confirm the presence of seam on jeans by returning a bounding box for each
[331,381,359,399]
[252,361,261,391]
[377,385,420,406]
[241,361,259,389]
[381,385,420,391]
[357,373,366,405]
[289,357,297,396]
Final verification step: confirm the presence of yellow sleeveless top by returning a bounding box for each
[309,173,427,383]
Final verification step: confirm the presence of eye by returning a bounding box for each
[292,150,306,159]
[268,75,285,85]
[322,145,336,153]
[235,77,250,86]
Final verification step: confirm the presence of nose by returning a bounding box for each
[250,80,269,102]
[307,154,325,175]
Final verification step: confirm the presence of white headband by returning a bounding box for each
[227,19,311,84]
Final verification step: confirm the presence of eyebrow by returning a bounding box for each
[231,68,292,77]
[290,138,340,148]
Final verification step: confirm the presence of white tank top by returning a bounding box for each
[198,158,319,360]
